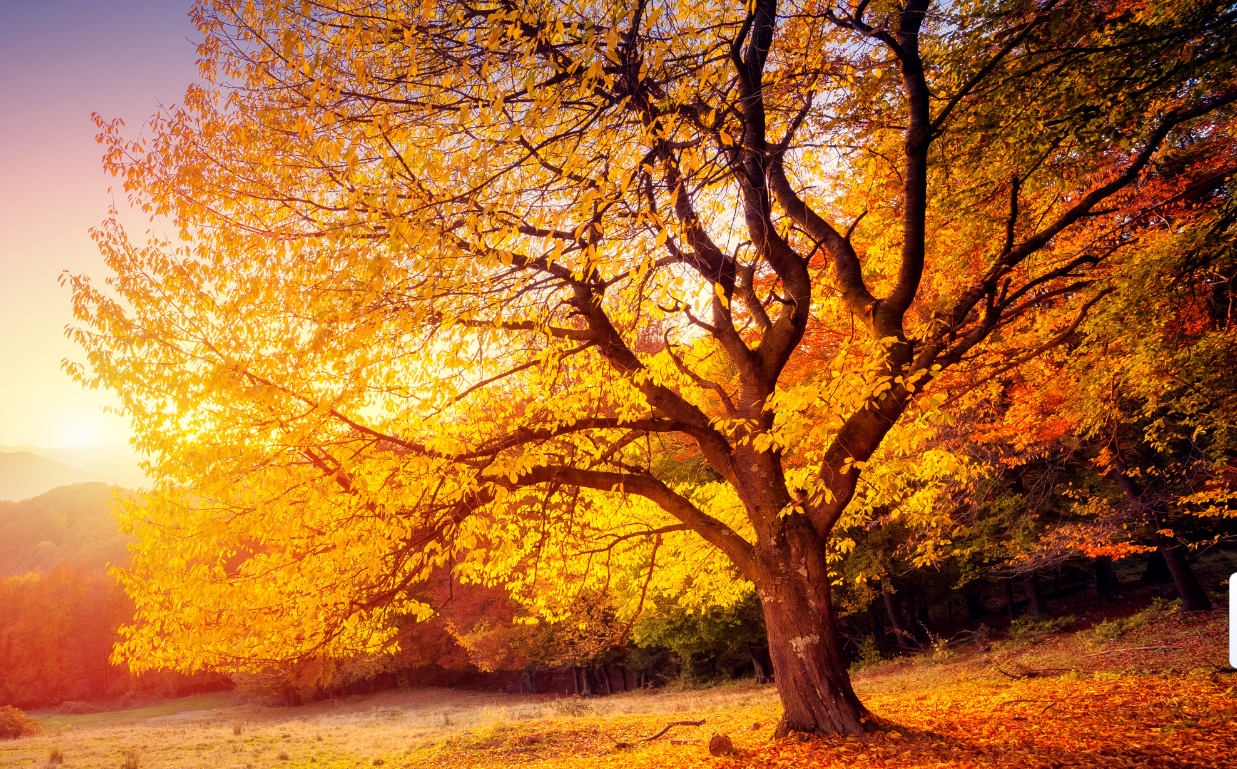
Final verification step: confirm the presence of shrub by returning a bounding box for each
[48,747,65,766]
[849,636,884,672]
[916,632,957,666]
[231,722,244,736]
[120,748,140,769]
[0,706,44,740]
[1092,598,1179,641]
[1007,615,1075,645]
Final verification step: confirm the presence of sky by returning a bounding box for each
[0,0,201,447]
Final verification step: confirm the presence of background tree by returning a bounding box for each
[70,0,1237,735]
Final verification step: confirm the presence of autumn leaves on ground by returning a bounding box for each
[4,605,1234,769]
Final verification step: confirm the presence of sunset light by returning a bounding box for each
[2,0,1236,765]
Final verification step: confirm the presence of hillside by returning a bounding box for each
[0,451,115,502]
[0,443,147,492]
[0,482,129,575]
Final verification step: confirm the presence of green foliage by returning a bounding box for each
[915,632,958,667]
[850,636,884,672]
[633,591,764,681]
[1091,599,1180,642]
[0,706,43,740]
[1007,615,1077,646]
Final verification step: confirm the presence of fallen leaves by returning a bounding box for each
[395,674,1237,768]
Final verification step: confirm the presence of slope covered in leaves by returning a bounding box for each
[399,675,1235,768]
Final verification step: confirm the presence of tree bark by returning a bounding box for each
[757,522,872,736]
[965,589,987,621]
[1154,534,1213,611]
[748,643,773,684]
[881,579,912,647]
[1003,578,1017,620]
[1141,548,1172,583]
[1023,571,1047,617]
[761,589,870,736]
[1095,557,1117,601]
[1107,458,1212,611]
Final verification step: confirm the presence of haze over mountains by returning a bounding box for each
[0,482,128,575]
[0,443,146,501]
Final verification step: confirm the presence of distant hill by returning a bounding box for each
[0,482,129,575]
[0,451,115,502]
[0,443,147,491]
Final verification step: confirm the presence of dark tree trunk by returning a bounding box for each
[599,667,613,696]
[965,589,987,621]
[748,643,773,684]
[1140,549,1171,583]
[1154,535,1213,611]
[1108,458,1212,611]
[1003,578,1017,620]
[881,579,911,647]
[914,592,936,638]
[1140,549,1170,583]
[866,603,888,654]
[1095,556,1117,601]
[619,666,629,692]
[1023,571,1047,617]
[762,590,869,736]
[904,581,919,640]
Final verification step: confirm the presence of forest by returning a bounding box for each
[4,0,1237,765]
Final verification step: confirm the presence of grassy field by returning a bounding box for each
[3,605,1234,769]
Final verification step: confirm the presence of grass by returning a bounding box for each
[0,605,1231,768]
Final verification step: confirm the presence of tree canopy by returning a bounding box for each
[69,0,1237,735]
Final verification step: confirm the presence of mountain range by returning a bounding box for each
[0,444,146,501]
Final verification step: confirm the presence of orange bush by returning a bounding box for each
[0,706,43,740]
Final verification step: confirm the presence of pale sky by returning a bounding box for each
[0,0,200,447]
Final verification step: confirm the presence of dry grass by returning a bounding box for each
[0,606,1229,769]
[0,682,778,769]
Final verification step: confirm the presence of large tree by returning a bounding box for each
[71,0,1236,734]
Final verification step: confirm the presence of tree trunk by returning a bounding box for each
[758,525,871,737]
[761,593,870,736]
[1154,535,1213,611]
[1003,578,1017,620]
[965,589,987,621]
[881,580,911,647]
[1108,457,1210,610]
[1095,556,1116,601]
[1023,571,1046,617]
[748,643,773,684]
